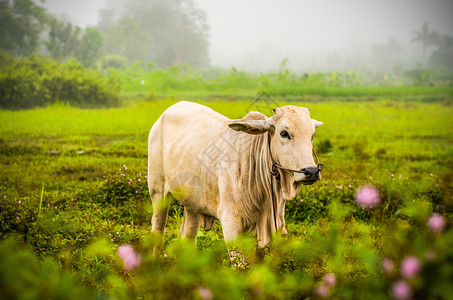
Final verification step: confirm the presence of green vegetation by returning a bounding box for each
[1,99,451,298]
[0,54,120,109]
[2,53,452,109]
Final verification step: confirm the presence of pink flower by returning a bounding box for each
[428,214,446,233]
[356,185,380,209]
[198,286,213,300]
[391,280,412,300]
[382,258,394,274]
[315,285,330,298]
[118,244,141,270]
[18,201,21,204]
[400,256,421,278]
[324,273,336,287]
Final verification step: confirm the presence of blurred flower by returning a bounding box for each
[391,280,412,300]
[315,285,330,298]
[18,200,21,204]
[198,286,213,300]
[428,214,446,233]
[118,244,142,270]
[400,256,421,278]
[382,258,394,274]
[356,185,380,209]
[324,273,336,287]
[424,249,436,262]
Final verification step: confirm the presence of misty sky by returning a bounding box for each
[42,0,453,71]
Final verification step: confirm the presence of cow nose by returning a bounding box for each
[302,167,320,180]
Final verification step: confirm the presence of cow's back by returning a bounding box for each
[149,101,230,216]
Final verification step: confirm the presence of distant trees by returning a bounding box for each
[0,0,48,55]
[0,0,210,69]
[411,22,453,70]
[76,27,103,68]
[411,22,440,60]
[98,0,210,68]
[428,35,453,70]
[45,18,81,61]
[102,15,150,63]
[44,18,103,68]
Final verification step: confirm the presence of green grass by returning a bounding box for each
[0,98,452,299]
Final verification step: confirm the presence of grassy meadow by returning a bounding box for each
[1,95,452,299]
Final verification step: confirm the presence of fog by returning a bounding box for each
[42,0,453,72]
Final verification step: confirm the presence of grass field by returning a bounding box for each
[1,98,452,299]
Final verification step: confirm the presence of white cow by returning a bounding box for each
[148,101,322,255]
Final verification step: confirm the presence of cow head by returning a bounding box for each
[228,106,323,201]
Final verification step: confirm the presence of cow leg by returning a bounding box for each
[151,191,171,258]
[219,210,250,269]
[219,210,242,244]
[179,208,201,244]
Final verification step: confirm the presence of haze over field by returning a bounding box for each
[35,0,453,71]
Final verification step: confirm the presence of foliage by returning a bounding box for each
[101,54,129,70]
[99,0,210,67]
[0,238,98,299]
[109,62,453,100]
[45,18,104,69]
[429,35,453,71]
[101,15,151,64]
[0,55,120,109]
[45,18,82,62]
[76,27,104,68]
[411,22,440,60]
[0,0,48,55]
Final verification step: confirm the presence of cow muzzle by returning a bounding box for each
[299,167,320,185]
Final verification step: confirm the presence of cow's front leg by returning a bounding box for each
[219,210,250,270]
[219,210,242,244]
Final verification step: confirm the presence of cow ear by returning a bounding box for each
[312,119,323,128]
[228,119,272,135]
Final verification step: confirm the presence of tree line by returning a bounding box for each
[0,0,210,69]
[411,22,453,70]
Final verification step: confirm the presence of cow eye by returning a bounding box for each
[280,130,290,139]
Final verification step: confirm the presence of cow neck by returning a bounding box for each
[264,132,280,232]
[248,132,280,232]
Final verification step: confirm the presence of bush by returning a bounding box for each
[0,55,120,109]
[100,55,129,70]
